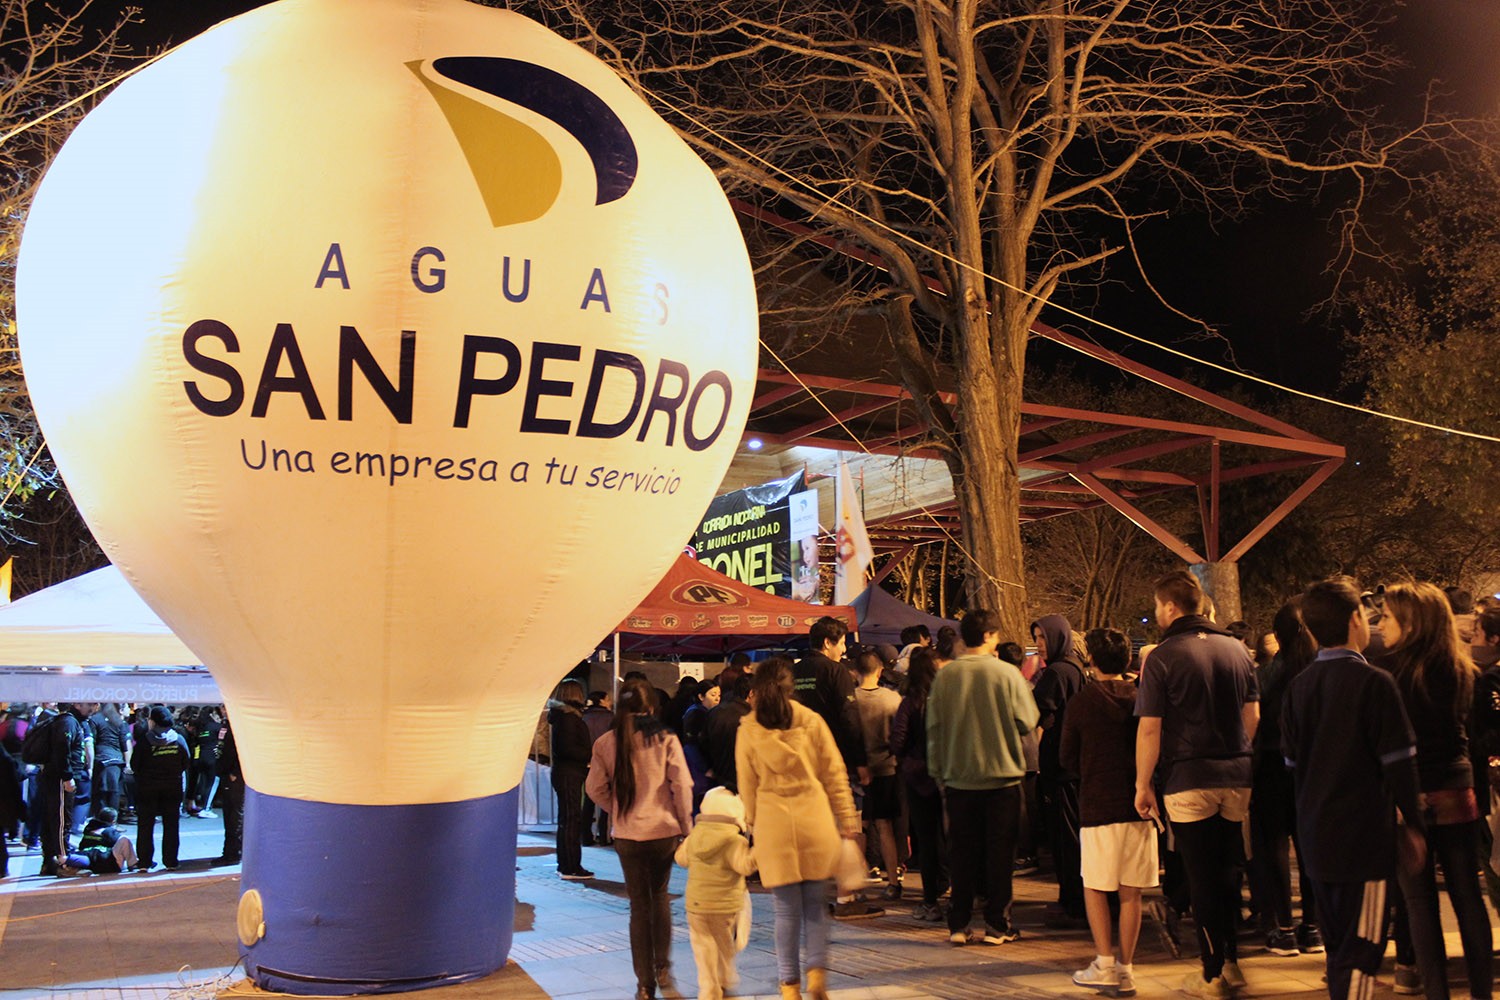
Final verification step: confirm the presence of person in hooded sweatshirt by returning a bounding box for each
[129,706,190,871]
[1062,629,1157,998]
[675,785,757,1000]
[1032,612,1087,925]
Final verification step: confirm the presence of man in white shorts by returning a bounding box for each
[1134,572,1259,999]
[1061,628,1158,997]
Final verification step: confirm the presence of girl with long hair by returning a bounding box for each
[1381,581,1492,1000]
[548,678,593,881]
[585,677,693,1000]
[735,657,858,1000]
[890,647,948,921]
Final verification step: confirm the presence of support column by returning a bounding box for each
[1190,561,1242,624]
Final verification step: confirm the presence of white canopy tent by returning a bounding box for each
[0,565,221,703]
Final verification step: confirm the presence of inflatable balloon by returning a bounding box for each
[16,0,757,992]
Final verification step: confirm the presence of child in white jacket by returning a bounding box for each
[674,786,757,1000]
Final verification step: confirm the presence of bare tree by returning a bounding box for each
[508,0,1441,638]
[0,0,136,543]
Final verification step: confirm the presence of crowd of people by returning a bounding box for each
[548,572,1500,1000]
[0,701,243,878]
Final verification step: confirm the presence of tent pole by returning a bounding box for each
[612,632,621,703]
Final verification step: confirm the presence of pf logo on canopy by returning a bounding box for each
[411,57,639,227]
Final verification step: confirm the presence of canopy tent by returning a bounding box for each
[0,565,222,703]
[607,554,856,657]
[851,585,958,647]
[0,564,201,666]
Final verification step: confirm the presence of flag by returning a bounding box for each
[0,557,11,604]
[834,461,873,605]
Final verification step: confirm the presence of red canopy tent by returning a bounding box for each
[605,555,856,663]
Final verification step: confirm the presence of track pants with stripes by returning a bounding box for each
[1308,877,1387,1000]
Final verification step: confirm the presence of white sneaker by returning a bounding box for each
[1073,958,1120,992]
[1117,966,1136,997]
[197,810,217,819]
[1221,962,1246,988]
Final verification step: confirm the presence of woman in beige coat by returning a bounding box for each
[736,657,860,1000]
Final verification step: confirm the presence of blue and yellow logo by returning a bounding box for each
[410,57,639,227]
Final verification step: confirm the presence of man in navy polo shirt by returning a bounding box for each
[1134,572,1259,999]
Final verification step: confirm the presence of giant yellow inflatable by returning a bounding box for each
[16,0,757,991]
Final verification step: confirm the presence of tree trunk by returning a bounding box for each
[947,355,1028,642]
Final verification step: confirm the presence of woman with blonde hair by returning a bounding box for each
[586,677,693,1000]
[736,657,858,1000]
[1381,581,1492,1000]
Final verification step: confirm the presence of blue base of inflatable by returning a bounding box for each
[240,786,518,994]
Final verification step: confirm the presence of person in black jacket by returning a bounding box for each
[549,679,594,880]
[1033,613,1087,926]
[40,703,89,876]
[0,740,22,878]
[130,706,190,871]
[90,704,128,817]
[793,617,867,783]
[214,713,243,866]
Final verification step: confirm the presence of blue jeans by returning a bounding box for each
[771,880,829,985]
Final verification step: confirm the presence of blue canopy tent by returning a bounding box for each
[851,585,957,646]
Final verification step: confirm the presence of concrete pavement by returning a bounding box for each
[0,821,1482,999]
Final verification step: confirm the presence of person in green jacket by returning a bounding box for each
[926,608,1040,946]
[675,785,757,1000]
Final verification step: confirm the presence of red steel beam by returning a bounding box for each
[1204,456,1325,484]
[869,544,918,586]
[1221,459,1345,563]
[753,370,1340,458]
[1073,472,1207,564]
[750,383,805,412]
[1029,461,1195,486]
[1022,402,1342,458]
[1018,427,1138,464]
[1031,321,1326,444]
[1208,440,1222,562]
[779,397,899,446]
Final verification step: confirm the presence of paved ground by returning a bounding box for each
[0,822,1488,999]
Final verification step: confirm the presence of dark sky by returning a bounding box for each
[120,1,1500,405]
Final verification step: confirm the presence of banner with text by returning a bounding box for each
[691,472,820,600]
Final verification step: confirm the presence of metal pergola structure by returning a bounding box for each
[731,199,1346,570]
[744,323,1344,566]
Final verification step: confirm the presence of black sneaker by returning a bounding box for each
[1296,923,1325,954]
[831,898,886,920]
[1266,928,1299,956]
[559,868,594,881]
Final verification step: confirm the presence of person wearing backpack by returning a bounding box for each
[130,706,190,871]
[29,703,89,876]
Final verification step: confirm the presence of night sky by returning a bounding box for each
[118,0,1500,406]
